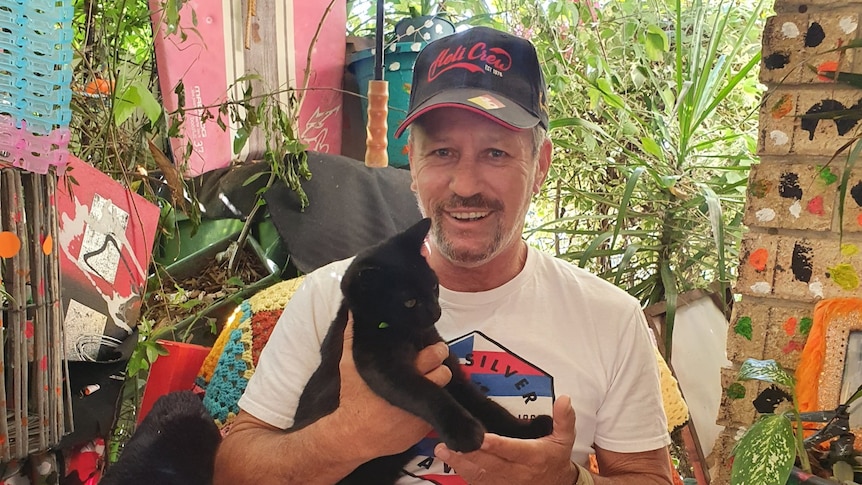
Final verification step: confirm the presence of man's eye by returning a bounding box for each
[433,148,451,157]
[489,149,505,158]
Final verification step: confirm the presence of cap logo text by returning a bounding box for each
[427,42,513,81]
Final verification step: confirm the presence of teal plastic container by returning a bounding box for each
[348,41,426,168]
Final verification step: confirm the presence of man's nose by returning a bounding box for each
[448,159,483,197]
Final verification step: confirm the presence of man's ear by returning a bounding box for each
[534,137,552,194]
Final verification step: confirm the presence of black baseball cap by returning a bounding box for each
[394,26,549,138]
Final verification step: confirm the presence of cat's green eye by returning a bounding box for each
[404,299,416,308]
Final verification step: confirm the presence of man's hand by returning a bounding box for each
[433,395,578,485]
[330,314,453,460]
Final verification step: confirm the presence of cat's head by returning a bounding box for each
[342,218,442,332]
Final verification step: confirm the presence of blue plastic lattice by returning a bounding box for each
[0,0,74,173]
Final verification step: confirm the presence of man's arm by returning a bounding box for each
[433,397,673,485]
[214,410,373,485]
[590,445,673,484]
[214,319,452,484]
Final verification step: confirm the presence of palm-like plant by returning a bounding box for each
[525,0,767,358]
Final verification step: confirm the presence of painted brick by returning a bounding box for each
[805,11,861,84]
[763,11,861,85]
[772,236,827,301]
[772,235,862,300]
[716,366,759,427]
[758,88,798,155]
[792,88,862,155]
[762,304,816,369]
[707,430,738,485]
[840,166,862,233]
[726,300,769,364]
[744,161,837,231]
[761,13,809,84]
[736,233,780,298]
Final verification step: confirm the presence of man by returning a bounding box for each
[215,26,673,484]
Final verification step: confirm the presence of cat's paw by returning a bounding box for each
[439,418,486,453]
[524,414,554,438]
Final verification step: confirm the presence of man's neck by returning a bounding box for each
[430,240,529,293]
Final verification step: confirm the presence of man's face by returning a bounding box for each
[408,108,549,268]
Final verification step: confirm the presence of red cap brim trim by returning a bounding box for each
[393,103,527,139]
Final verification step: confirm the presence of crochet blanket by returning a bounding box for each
[195,277,305,428]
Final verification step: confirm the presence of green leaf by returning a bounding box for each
[660,261,678,361]
[578,231,613,268]
[165,0,180,34]
[734,316,753,340]
[226,276,245,286]
[730,414,795,485]
[737,358,794,388]
[698,183,727,284]
[234,127,250,154]
[644,24,669,62]
[114,83,162,126]
[595,78,625,109]
[640,136,663,159]
[613,244,640,286]
[610,166,644,249]
[112,89,137,127]
[145,343,160,363]
[815,70,862,89]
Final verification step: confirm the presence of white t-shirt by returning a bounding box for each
[238,245,671,484]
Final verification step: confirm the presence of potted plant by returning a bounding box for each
[392,0,455,43]
[729,358,861,484]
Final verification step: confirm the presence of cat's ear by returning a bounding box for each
[401,218,432,249]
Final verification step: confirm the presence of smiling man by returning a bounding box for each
[214,26,673,485]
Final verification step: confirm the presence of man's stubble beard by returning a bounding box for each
[415,193,521,268]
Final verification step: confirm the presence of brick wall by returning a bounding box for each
[711,2,862,483]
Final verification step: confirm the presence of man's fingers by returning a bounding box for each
[434,444,486,481]
[343,312,355,345]
[416,342,452,387]
[339,313,357,375]
[553,395,576,445]
[425,364,452,387]
[416,342,448,372]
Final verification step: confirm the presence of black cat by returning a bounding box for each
[100,390,221,485]
[291,218,553,484]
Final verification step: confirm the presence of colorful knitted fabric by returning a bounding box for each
[655,347,689,432]
[202,308,255,427]
[247,277,305,365]
[196,305,247,388]
[197,277,305,428]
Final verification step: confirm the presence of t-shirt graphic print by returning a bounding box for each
[402,331,555,484]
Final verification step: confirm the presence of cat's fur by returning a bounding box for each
[291,218,553,484]
[99,390,221,485]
